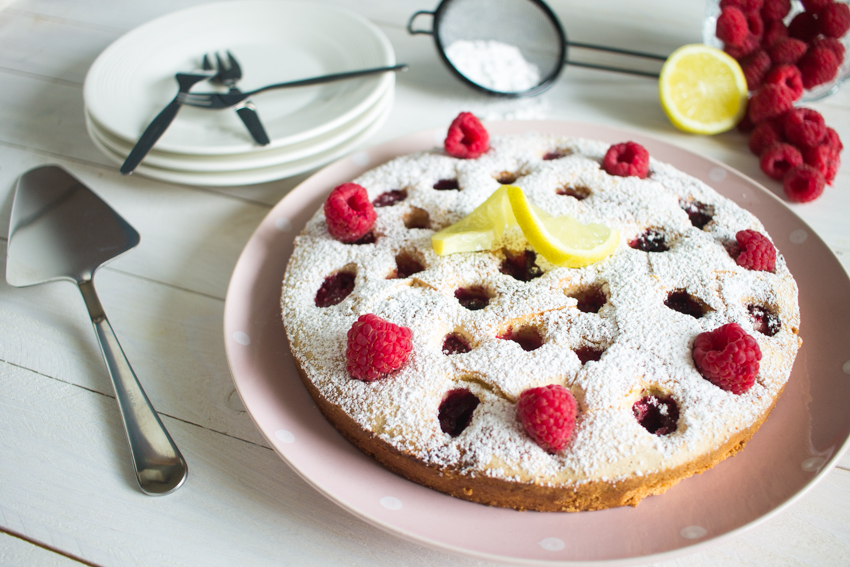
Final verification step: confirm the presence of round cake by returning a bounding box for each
[281,122,801,512]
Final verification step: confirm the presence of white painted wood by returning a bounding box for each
[0,0,848,565]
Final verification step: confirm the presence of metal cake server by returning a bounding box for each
[6,165,188,495]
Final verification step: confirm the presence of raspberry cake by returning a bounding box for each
[281,115,802,512]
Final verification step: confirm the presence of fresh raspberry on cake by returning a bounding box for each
[820,2,850,37]
[760,142,804,179]
[444,112,490,159]
[717,7,751,46]
[516,384,577,453]
[748,84,796,123]
[784,164,826,201]
[799,45,841,89]
[769,37,808,65]
[741,49,772,89]
[324,183,377,243]
[692,322,762,395]
[803,144,841,183]
[736,229,777,271]
[749,120,785,155]
[761,0,791,21]
[782,107,827,147]
[603,141,650,178]
[345,313,412,382]
[763,64,804,99]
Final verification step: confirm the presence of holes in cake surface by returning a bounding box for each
[433,178,460,190]
[404,207,431,229]
[455,286,492,310]
[748,304,781,336]
[629,228,669,252]
[494,171,518,184]
[568,285,608,314]
[442,332,472,355]
[438,388,480,437]
[498,325,544,352]
[389,251,425,279]
[681,199,714,229]
[543,149,570,160]
[314,269,356,307]
[556,184,591,200]
[499,249,543,282]
[348,231,377,245]
[664,290,709,319]
[574,345,604,364]
[373,189,407,207]
[633,393,679,436]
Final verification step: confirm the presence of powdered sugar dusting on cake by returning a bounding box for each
[282,134,801,487]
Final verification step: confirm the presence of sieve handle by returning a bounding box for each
[407,10,434,35]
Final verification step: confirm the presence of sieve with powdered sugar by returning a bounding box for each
[408,0,668,97]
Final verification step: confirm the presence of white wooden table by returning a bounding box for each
[1,1,848,565]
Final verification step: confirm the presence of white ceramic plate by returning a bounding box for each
[87,91,393,186]
[84,0,395,155]
[223,121,850,565]
[85,81,393,173]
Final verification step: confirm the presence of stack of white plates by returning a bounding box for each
[84,1,396,186]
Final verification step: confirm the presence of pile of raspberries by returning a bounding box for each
[716,0,847,202]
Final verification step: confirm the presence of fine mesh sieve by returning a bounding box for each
[408,0,666,98]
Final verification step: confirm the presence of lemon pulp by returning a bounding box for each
[659,44,748,135]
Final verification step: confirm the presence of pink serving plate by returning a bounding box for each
[223,121,850,565]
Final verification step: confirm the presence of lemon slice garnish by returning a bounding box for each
[506,185,619,268]
[431,185,519,255]
[659,44,748,135]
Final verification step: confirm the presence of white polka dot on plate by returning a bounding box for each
[275,430,295,444]
[709,167,727,182]
[351,152,370,167]
[789,229,808,244]
[380,496,402,510]
[802,457,826,472]
[232,331,251,346]
[538,537,565,551]
[843,360,850,375]
[275,217,293,232]
[680,526,707,539]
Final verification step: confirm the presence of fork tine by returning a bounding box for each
[226,51,241,77]
[202,54,213,71]
[215,52,228,72]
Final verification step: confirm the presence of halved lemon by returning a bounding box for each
[507,186,619,268]
[431,185,519,255]
[659,44,748,135]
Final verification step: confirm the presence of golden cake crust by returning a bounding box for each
[281,133,802,511]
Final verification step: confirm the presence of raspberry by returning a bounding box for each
[820,2,850,37]
[762,19,789,49]
[516,384,577,453]
[803,144,841,183]
[782,107,827,147]
[788,11,821,42]
[812,36,847,62]
[749,120,785,155]
[759,142,804,179]
[769,37,808,65]
[800,0,831,12]
[761,0,791,20]
[717,7,751,46]
[323,183,377,243]
[737,108,756,132]
[740,49,772,89]
[799,45,841,89]
[345,313,412,381]
[725,35,761,58]
[602,141,650,178]
[824,126,844,152]
[736,229,777,271]
[748,84,796,123]
[444,112,489,159]
[745,9,766,40]
[693,323,762,395]
[783,164,826,201]
[763,64,804,99]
